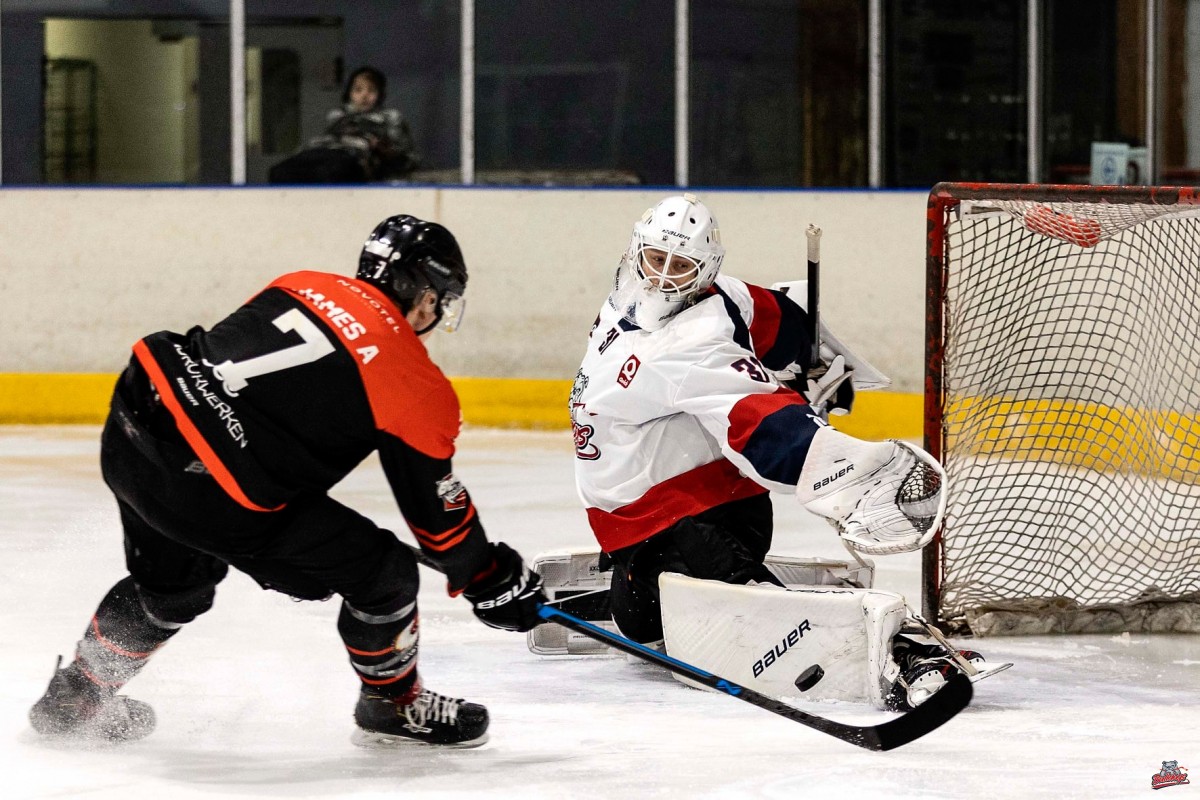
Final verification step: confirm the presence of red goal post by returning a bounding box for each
[922,183,1200,635]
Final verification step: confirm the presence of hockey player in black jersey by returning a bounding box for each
[28,215,545,748]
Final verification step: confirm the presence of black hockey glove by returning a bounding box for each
[462,542,546,632]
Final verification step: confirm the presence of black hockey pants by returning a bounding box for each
[607,493,780,645]
[77,363,422,696]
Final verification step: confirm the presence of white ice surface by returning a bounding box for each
[2,426,1196,800]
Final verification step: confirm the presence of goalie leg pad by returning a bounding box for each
[526,547,877,656]
[659,573,907,707]
[609,494,778,646]
[796,427,946,555]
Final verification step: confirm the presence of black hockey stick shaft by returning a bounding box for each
[806,224,821,367]
[402,541,972,751]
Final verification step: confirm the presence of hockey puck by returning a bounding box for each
[794,664,824,692]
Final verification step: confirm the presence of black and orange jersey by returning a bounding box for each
[132,270,488,590]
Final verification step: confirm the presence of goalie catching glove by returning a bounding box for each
[462,542,546,632]
[796,427,946,555]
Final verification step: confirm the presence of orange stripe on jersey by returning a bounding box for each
[412,505,477,543]
[132,340,284,513]
[410,506,477,551]
[267,272,460,460]
[417,529,473,553]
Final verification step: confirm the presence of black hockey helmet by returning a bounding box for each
[357,215,468,333]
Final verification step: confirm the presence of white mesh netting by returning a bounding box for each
[936,194,1200,635]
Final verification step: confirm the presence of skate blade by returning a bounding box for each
[30,719,155,745]
[351,728,489,750]
[968,662,1013,683]
[30,706,156,745]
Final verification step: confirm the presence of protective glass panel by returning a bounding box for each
[886,0,1026,186]
[474,0,672,186]
[1043,0,1148,185]
[690,0,867,187]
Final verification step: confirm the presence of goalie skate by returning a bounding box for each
[887,644,1012,710]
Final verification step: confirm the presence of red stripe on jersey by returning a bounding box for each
[132,340,284,513]
[745,283,782,359]
[727,386,807,455]
[586,458,768,552]
[268,272,460,460]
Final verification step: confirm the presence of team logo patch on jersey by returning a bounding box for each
[436,473,468,511]
[573,421,601,460]
[569,370,590,409]
[598,327,620,354]
[618,355,641,388]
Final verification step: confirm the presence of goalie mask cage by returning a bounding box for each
[922,183,1200,636]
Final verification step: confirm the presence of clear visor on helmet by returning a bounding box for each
[437,291,467,333]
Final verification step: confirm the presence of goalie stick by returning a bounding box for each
[806,224,822,368]
[400,540,973,751]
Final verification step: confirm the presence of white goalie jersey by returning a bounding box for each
[571,274,825,553]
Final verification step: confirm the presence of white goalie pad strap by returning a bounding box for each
[525,549,876,656]
[660,573,907,707]
[797,428,946,555]
[768,279,891,391]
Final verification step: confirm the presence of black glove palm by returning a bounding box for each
[462,542,546,632]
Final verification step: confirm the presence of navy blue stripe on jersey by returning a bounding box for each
[712,285,752,352]
[740,403,819,484]
[759,289,811,371]
[727,389,819,486]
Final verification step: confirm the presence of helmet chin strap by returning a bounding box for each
[407,287,442,336]
[414,310,442,337]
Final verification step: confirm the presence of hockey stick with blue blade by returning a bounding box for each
[535,603,971,751]
[403,541,972,751]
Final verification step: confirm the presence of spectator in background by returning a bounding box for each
[269,66,420,184]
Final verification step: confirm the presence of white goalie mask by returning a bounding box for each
[608,193,725,331]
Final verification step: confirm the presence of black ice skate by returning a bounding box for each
[352,683,489,749]
[28,657,156,742]
[886,637,987,711]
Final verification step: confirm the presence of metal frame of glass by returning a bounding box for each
[0,0,1172,186]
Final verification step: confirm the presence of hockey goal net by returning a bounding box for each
[923,183,1200,635]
